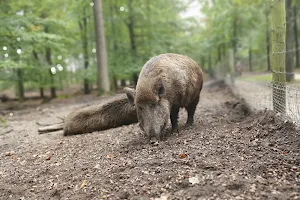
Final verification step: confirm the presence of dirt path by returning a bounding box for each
[0,81,299,200]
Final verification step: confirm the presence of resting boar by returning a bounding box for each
[124,53,203,140]
[38,95,138,135]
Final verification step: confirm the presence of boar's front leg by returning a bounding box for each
[170,105,180,133]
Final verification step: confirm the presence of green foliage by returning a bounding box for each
[3,0,294,97]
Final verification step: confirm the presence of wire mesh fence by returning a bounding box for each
[212,0,300,125]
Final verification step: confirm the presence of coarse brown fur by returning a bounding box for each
[124,53,203,140]
[37,95,138,135]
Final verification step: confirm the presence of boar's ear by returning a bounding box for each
[123,87,136,105]
[157,78,165,97]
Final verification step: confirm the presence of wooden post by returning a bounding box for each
[270,0,286,113]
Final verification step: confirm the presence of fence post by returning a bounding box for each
[270,0,286,114]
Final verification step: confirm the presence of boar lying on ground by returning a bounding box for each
[38,95,138,135]
[124,53,203,140]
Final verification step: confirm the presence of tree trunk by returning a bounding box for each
[285,0,295,82]
[294,5,300,69]
[40,88,44,98]
[222,43,226,58]
[271,0,286,113]
[93,0,110,92]
[232,15,238,75]
[208,55,213,78]
[132,73,138,87]
[33,50,44,98]
[249,47,252,72]
[16,68,24,101]
[218,45,221,62]
[121,79,126,87]
[113,75,118,91]
[110,3,118,52]
[266,9,271,71]
[79,6,90,94]
[127,0,137,55]
[46,47,56,98]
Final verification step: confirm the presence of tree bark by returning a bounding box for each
[294,5,300,68]
[266,8,271,71]
[271,0,286,113]
[93,0,110,92]
[16,68,24,101]
[127,0,137,55]
[33,50,44,98]
[45,47,56,98]
[248,47,252,72]
[44,25,56,98]
[217,45,221,62]
[232,14,238,75]
[110,2,118,52]
[285,0,295,82]
[79,6,90,94]
[208,55,213,78]
[248,37,252,72]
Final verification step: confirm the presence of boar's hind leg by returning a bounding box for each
[170,105,180,133]
[186,96,200,126]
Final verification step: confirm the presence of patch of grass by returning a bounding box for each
[0,116,7,126]
[237,73,272,82]
[237,73,300,84]
[57,94,72,99]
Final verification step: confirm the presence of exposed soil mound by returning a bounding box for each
[0,81,299,200]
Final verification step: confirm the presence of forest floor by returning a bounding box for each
[0,80,299,200]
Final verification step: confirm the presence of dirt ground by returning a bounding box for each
[0,81,299,200]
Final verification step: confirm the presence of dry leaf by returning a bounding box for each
[189,176,199,185]
[179,153,188,158]
[80,180,86,189]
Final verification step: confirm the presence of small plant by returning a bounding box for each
[0,117,7,126]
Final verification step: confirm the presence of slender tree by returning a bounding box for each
[286,0,295,82]
[294,4,300,68]
[93,0,110,92]
[79,5,90,94]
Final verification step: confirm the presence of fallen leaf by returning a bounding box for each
[106,154,114,159]
[179,153,188,158]
[5,151,14,156]
[154,193,170,200]
[189,176,199,185]
[46,156,52,160]
[80,180,86,189]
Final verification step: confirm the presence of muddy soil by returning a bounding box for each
[0,81,299,200]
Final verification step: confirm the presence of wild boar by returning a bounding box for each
[124,53,203,140]
[38,95,138,135]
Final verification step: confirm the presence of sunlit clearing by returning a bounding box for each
[51,67,56,74]
[3,46,7,50]
[17,37,21,41]
[120,6,125,11]
[90,2,94,6]
[17,49,22,54]
[92,48,96,53]
[57,64,63,71]
[4,53,8,58]
[57,55,62,60]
